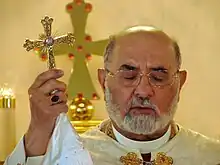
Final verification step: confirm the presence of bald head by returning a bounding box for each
[104,26,181,70]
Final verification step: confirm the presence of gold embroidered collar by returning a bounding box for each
[99,119,178,165]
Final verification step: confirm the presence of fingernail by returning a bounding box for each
[57,70,64,75]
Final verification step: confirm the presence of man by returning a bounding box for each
[4,26,220,165]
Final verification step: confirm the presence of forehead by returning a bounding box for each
[110,31,177,71]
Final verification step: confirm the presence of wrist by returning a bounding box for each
[24,125,53,157]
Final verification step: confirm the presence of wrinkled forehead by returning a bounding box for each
[110,31,177,72]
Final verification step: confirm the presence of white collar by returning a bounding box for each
[112,125,171,154]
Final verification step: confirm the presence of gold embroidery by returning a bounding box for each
[99,119,178,142]
[120,152,173,165]
[99,119,176,165]
[153,152,173,165]
[120,152,143,165]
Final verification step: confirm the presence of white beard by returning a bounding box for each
[105,86,179,135]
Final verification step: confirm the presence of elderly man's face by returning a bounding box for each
[99,31,186,135]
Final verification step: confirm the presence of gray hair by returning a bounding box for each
[103,28,182,70]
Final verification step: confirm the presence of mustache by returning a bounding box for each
[131,97,156,110]
[124,97,161,117]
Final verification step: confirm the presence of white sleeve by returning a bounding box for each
[4,113,93,165]
[42,113,93,165]
[3,137,44,165]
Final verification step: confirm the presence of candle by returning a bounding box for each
[0,86,16,161]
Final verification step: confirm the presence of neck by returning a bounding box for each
[112,120,171,141]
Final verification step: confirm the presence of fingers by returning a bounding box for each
[29,91,68,116]
[30,69,64,90]
[47,94,69,116]
[28,69,69,133]
[50,91,68,105]
[38,79,67,95]
[52,103,69,116]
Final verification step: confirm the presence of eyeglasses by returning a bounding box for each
[106,68,179,88]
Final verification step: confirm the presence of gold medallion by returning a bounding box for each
[153,152,173,165]
[120,152,143,165]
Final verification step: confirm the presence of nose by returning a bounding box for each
[133,75,154,100]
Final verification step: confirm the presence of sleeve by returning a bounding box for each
[3,137,44,165]
[41,113,94,165]
[4,113,93,165]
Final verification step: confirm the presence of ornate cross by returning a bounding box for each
[35,0,109,100]
[23,16,75,69]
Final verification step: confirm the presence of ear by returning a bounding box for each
[176,70,187,102]
[179,70,187,90]
[98,68,106,92]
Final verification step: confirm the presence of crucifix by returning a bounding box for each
[23,16,75,69]
[35,0,109,100]
[23,16,75,103]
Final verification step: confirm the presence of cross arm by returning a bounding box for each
[41,16,53,37]
[23,39,44,51]
[84,39,109,56]
[54,33,75,46]
[53,44,74,56]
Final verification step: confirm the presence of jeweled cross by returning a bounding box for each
[23,16,75,69]
[36,0,109,100]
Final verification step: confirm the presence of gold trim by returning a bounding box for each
[153,152,173,165]
[120,152,142,165]
[99,119,176,165]
[120,152,173,165]
[0,96,16,109]
[71,120,102,133]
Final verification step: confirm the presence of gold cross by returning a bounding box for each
[120,152,143,165]
[23,16,75,69]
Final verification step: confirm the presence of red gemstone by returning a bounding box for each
[92,93,98,99]
[75,0,82,5]
[77,45,83,51]
[86,54,92,60]
[85,35,92,42]
[41,54,47,61]
[68,53,74,59]
[77,93,83,99]
[66,4,73,11]
[34,47,40,51]
[85,3,92,12]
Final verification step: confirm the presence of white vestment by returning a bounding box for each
[4,113,93,165]
[4,118,220,165]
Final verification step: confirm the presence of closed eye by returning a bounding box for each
[151,75,163,82]
[120,70,138,80]
[124,76,137,80]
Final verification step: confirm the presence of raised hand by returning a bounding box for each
[24,69,68,156]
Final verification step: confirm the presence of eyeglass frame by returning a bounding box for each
[105,67,180,88]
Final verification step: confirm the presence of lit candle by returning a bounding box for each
[0,85,16,161]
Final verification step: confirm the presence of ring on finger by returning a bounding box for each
[50,95,60,104]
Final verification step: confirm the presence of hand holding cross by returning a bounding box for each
[23,16,75,157]
[24,16,75,103]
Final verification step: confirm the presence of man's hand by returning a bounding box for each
[24,69,68,157]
